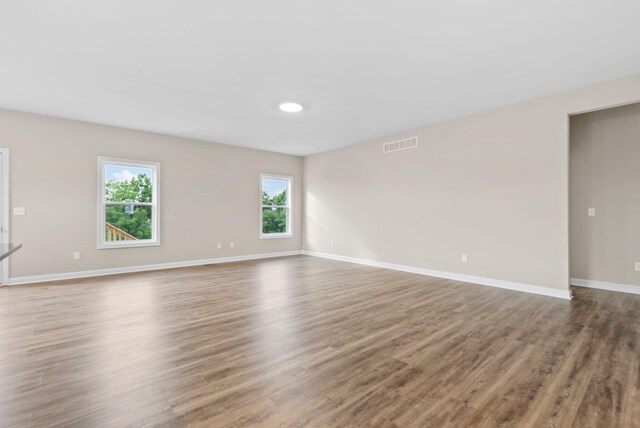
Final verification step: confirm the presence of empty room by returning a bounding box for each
[1,1,640,427]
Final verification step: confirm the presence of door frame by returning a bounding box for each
[0,148,10,285]
[567,99,640,295]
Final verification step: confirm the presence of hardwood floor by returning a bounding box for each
[1,255,638,427]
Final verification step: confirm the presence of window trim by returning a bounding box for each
[97,156,161,249]
[259,173,292,239]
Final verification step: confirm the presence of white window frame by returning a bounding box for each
[260,173,292,239]
[97,157,161,249]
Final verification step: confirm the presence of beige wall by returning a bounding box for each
[3,73,640,288]
[303,73,640,291]
[0,109,302,278]
[570,102,640,285]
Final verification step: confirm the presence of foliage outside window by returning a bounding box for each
[260,174,292,238]
[98,157,160,248]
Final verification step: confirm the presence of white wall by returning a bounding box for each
[303,73,640,292]
[570,102,640,286]
[0,109,302,279]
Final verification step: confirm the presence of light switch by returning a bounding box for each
[587,208,595,217]
[13,207,25,216]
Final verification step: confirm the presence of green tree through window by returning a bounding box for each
[105,174,153,239]
[261,175,291,236]
[262,189,287,233]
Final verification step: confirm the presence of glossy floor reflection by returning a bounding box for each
[0,256,638,427]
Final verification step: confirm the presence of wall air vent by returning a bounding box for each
[382,136,419,154]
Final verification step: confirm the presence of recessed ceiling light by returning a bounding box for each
[278,102,304,113]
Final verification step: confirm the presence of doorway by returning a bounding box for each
[569,102,640,294]
[0,149,8,285]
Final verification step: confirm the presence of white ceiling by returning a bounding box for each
[1,1,639,156]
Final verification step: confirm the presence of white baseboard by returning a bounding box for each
[8,250,303,286]
[6,249,575,301]
[570,278,640,295]
[302,250,572,300]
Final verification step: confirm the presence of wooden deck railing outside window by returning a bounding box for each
[105,223,138,241]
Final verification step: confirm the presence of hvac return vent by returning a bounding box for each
[383,136,419,154]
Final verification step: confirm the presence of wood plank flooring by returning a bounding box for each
[1,255,639,427]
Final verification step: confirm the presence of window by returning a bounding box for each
[98,157,160,248]
[260,173,292,238]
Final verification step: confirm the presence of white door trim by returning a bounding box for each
[0,148,10,285]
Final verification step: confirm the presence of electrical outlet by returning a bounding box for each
[73,252,81,260]
[230,242,234,249]
[217,243,222,249]
[330,240,334,247]
[461,254,468,263]
[635,262,640,272]
[588,208,596,217]
[13,207,26,216]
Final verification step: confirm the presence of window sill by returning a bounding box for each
[260,234,293,240]
[98,241,160,250]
